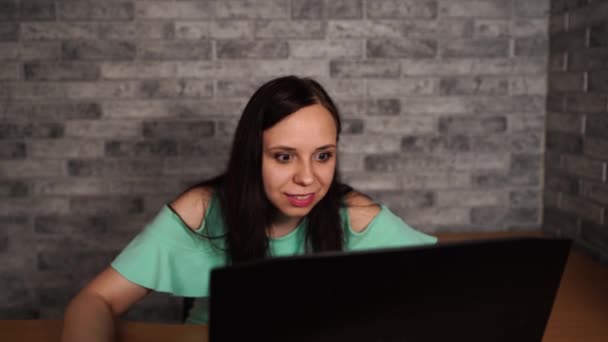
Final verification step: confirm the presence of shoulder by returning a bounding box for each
[344,191,381,233]
[168,186,213,231]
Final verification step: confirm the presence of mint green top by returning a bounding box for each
[111,193,437,324]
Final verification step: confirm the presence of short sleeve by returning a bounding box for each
[110,206,225,298]
[345,205,437,251]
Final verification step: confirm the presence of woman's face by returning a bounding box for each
[262,103,337,225]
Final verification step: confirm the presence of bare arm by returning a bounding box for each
[61,267,149,342]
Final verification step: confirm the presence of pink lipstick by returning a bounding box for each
[286,193,315,207]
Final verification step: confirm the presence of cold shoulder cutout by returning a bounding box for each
[169,186,213,231]
[344,191,381,233]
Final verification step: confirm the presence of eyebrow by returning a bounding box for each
[267,144,337,152]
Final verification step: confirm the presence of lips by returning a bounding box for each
[286,193,315,207]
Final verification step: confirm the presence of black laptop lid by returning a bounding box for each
[209,238,571,342]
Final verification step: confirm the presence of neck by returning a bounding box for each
[268,215,302,238]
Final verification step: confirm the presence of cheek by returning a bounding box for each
[262,160,290,192]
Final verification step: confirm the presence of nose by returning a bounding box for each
[293,160,314,186]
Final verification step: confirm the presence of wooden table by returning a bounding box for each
[2,232,607,342]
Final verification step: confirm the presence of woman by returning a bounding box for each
[61,76,436,341]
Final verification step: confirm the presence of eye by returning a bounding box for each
[274,153,293,163]
[315,151,333,162]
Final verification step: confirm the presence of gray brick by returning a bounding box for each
[581,220,608,252]
[401,135,470,153]
[439,76,508,95]
[65,120,141,139]
[365,190,434,209]
[216,79,263,97]
[135,1,214,19]
[0,123,63,139]
[365,99,401,116]
[513,0,549,18]
[367,78,435,96]
[560,193,604,224]
[584,137,608,160]
[569,48,608,71]
[473,19,508,38]
[64,81,138,99]
[178,139,232,157]
[545,173,578,194]
[0,197,69,215]
[292,0,322,19]
[549,53,566,72]
[546,113,583,134]
[329,20,472,39]
[0,160,66,179]
[35,216,106,235]
[472,169,539,187]
[255,20,325,38]
[68,159,163,178]
[105,140,178,157]
[367,0,437,19]
[338,134,401,153]
[327,0,363,19]
[0,0,17,20]
[546,132,582,154]
[19,0,55,20]
[364,116,436,134]
[1,102,102,121]
[439,116,506,134]
[511,19,548,37]
[10,82,67,100]
[0,142,26,159]
[401,57,546,76]
[581,181,608,206]
[0,43,18,60]
[509,76,547,95]
[143,120,215,139]
[62,40,136,60]
[138,41,212,60]
[401,171,472,189]
[330,60,400,78]
[398,207,470,227]
[21,22,97,40]
[514,37,548,57]
[24,62,99,81]
[472,131,543,153]
[0,23,18,41]
[548,72,584,93]
[58,1,134,20]
[29,139,104,158]
[510,153,541,176]
[569,1,608,30]
[365,152,509,172]
[215,0,289,19]
[510,189,540,207]
[546,95,565,112]
[101,62,177,79]
[566,94,607,113]
[342,119,364,134]
[290,39,362,59]
[549,14,566,35]
[38,251,116,272]
[0,180,28,197]
[439,0,509,18]
[138,80,214,99]
[588,70,608,92]
[213,20,254,39]
[543,207,579,237]
[562,155,605,181]
[217,40,288,59]
[471,206,539,226]
[550,30,586,53]
[437,190,504,207]
[442,38,509,58]
[590,23,608,48]
[367,38,437,58]
[0,62,19,80]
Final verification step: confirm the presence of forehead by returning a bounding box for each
[263,104,337,148]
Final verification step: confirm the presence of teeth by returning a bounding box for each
[293,195,310,200]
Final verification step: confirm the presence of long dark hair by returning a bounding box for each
[199,76,352,264]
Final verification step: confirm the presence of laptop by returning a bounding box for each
[208,238,571,342]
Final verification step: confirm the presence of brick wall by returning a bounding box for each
[1,0,548,321]
[544,0,608,262]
